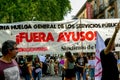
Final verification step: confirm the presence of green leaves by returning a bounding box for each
[0,0,71,23]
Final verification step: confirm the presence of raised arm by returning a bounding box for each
[104,22,120,54]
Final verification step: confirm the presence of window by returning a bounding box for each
[94,1,97,10]
[108,8,115,18]
[99,0,104,5]
[94,1,98,16]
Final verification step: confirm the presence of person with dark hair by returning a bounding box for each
[63,51,76,80]
[100,22,120,80]
[33,56,43,80]
[75,52,88,80]
[24,56,34,80]
[0,40,20,80]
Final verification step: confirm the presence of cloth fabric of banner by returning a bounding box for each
[95,32,105,80]
[0,19,120,55]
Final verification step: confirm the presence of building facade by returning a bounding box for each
[75,0,120,19]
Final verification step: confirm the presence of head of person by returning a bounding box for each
[78,52,84,57]
[104,38,115,51]
[34,56,40,62]
[65,51,74,62]
[27,56,33,62]
[1,40,18,58]
[65,51,72,58]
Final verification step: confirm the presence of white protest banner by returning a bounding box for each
[0,19,120,55]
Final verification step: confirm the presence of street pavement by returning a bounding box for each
[41,76,62,80]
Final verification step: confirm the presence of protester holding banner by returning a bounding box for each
[0,40,20,80]
[63,51,76,80]
[100,22,120,80]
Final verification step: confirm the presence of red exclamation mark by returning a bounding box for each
[16,35,20,44]
[94,31,97,40]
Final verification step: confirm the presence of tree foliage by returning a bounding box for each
[0,0,71,23]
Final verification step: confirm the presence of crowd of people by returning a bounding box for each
[0,47,94,80]
[0,40,95,80]
[0,41,119,80]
